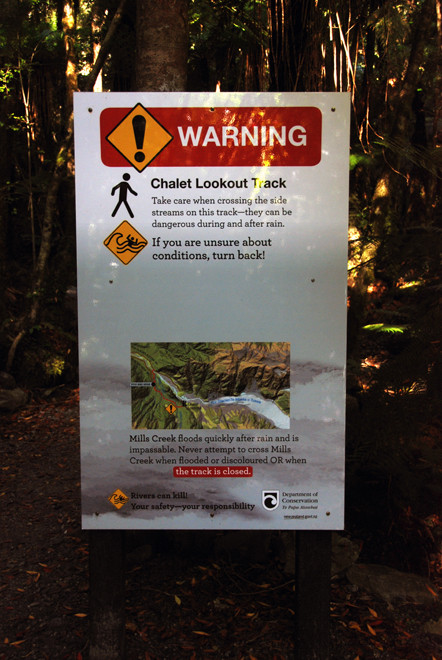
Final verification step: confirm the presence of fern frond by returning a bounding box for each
[375,138,442,177]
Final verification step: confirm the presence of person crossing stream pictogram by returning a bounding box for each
[111,173,137,218]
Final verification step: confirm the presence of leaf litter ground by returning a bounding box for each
[0,388,441,659]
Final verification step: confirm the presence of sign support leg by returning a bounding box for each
[294,530,331,660]
[89,530,126,660]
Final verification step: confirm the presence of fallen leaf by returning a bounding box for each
[174,595,181,605]
[367,623,376,636]
[426,584,437,597]
[192,630,210,636]
[368,607,378,618]
[74,613,87,618]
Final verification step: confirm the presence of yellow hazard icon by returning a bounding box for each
[106,103,173,172]
[108,488,129,510]
[165,403,177,415]
[104,220,147,265]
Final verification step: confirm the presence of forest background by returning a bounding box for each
[0,0,441,576]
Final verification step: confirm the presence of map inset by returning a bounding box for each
[130,342,290,430]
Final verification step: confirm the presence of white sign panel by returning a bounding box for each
[74,92,349,530]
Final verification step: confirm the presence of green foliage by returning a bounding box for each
[366,2,412,51]
[44,355,65,377]
[363,323,409,334]
[349,153,372,171]
[188,0,268,90]
[0,68,14,94]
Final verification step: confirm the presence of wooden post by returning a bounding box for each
[89,530,126,660]
[294,530,332,660]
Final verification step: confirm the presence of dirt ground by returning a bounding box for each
[1,387,441,659]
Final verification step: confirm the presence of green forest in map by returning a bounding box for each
[130,342,290,430]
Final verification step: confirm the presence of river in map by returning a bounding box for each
[154,371,290,428]
[131,351,290,429]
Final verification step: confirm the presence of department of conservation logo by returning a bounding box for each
[262,490,279,511]
[108,488,129,510]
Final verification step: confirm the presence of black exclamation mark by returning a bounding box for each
[132,115,146,163]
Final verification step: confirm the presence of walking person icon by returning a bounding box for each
[111,173,137,218]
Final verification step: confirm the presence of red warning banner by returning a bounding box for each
[101,106,322,169]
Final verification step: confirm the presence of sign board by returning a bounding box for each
[74,92,349,530]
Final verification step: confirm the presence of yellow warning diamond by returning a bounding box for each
[108,488,129,510]
[104,220,147,265]
[106,103,173,172]
[165,403,177,414]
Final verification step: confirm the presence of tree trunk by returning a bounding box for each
[371,0,434,234]
[135,0,189,91]
[89,531,126,660]
[84,0,129,92]
[62,1,78,116]
[0,97,12,306]
[268,0,316,92]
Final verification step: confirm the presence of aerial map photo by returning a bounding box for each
[130,342,290,430]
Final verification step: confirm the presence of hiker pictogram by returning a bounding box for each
[111,173,137,218]
[104,221,147,265]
